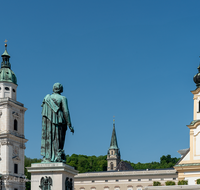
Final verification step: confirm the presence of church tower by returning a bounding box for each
[174,65,200,185]
[0,42,27,190]
[107,119,120,171]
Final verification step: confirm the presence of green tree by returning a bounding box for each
[178,180,188,185]
[24,156,42,190]
[153,181,161,186]
[165,181,175,186]
[66,154,107,173]
[196,179,200,184]
[129,155,179,170]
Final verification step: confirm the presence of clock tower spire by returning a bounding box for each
[107,118,121,171]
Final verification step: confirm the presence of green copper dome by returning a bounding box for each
[0,68,17,84]
[0,44,17,85]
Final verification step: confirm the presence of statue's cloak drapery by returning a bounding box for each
[41,94,71,162]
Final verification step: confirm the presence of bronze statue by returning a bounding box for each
[41,83,74,163]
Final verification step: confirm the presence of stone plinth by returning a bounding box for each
[27,162,78,190]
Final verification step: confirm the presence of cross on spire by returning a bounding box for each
[4,39,7,48]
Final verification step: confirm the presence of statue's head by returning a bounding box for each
[53,83,63,94]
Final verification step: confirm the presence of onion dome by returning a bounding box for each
[0,43,17,85]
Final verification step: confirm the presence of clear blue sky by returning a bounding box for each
[0,0,200,163]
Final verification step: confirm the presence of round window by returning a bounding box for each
[5,87,9,91]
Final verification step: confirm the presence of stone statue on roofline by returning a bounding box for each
[41,83,74,163]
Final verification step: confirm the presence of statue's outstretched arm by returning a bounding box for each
[62,97,74,133]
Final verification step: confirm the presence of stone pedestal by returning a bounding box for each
[27,162,78,190]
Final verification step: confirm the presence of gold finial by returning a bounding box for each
[4,39,7,48]
[113,115,115,123]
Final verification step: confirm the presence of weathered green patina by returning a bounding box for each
[0,44,17,85]
[175,163,200,167]
[41,83,74,163]
[65,177,73,190]
[39,176,52,190]
[109,120,119,150]
[189,120,200,126]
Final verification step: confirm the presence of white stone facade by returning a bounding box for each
[0,82,17,100]
[74,169,178,190]
[27,162,78,190]
[0,81,27,190]
[174,87,200,185]
[107,149,120,171]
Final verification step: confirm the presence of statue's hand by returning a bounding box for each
[70,126,74,134]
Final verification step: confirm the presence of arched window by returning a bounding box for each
[110,162,114,170]
[111,151,113,155]
[14,119,17,131]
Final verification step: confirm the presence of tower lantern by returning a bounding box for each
[0,42,17,100]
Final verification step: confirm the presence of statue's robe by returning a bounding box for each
[41,93,71,162]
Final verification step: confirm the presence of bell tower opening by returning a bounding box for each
[14,119,18,131]
[110,162,114,170]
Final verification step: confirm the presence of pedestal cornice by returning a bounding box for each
[27,162,79,175]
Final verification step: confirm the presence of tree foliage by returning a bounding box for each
[178,180,188,185]
[153,181,161,186]
[66,154,107,173]
[125,154,180,170]
[197,179,200,184]
[165,181,175,186]
[24,156,42,190]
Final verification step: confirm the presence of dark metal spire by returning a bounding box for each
[109,117,119,150]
